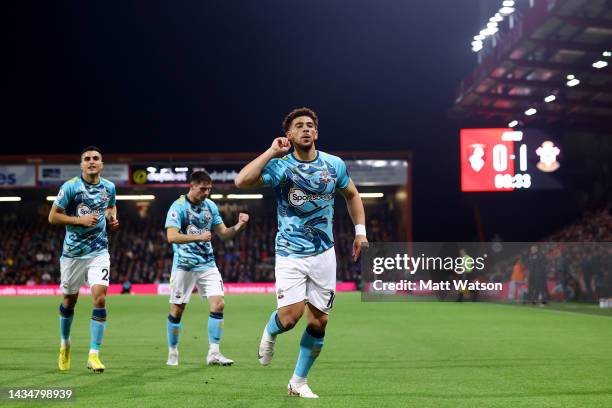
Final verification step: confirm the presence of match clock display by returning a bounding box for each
[460,128,562,192]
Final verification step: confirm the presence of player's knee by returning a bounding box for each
[281,318,298,330]
[211,298,224,313]
[63,296,78,308]
[309,315,328,332]
[93,294,106,308]
[280,313,302,330]
[319,314,328,329]
[171,304,185,318]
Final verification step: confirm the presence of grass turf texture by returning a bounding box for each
[1,293,611,407]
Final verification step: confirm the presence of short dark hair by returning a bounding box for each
[81,146,102,156]
[190,170,212,184]
[282,107,318,133]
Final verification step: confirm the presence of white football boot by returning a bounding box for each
[206,351,234,366]
[288,382,319,399]
[166,348,179,366]
[257,327,276,366]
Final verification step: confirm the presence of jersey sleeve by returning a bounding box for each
[54,180,75,209]
[336,158,351,190]
[165,202,183,229]
[108,182,116,207]
[261,158,286,188]
[209,201,223,226]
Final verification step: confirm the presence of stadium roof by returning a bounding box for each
[452,0,612,128]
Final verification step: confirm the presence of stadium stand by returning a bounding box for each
[483,207,612,302]
[0,202,398,286]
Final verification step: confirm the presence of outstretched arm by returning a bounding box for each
[234,137,291,189]
[339,180,368,262]
[213,213,250,241]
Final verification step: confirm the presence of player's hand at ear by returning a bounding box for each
[270,137,291,157]
[200,231,212,242]
[79,214,98,228]
[238,213,249,224]
[352,235,369,262]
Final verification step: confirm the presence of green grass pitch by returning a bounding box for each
[1,293,611,407]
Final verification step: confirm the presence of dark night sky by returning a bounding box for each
[4,1,587,241]
[7,1,478,151]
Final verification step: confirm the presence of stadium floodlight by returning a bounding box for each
[174,167,189,172]
[47,195,156,201]
[491,13,504,22]
[603,51,611,57]
[566,78,580,87]
[544,95,556,103]
[472,43,483,52]
[502,0,515,7]
[471,40,483,47]
[210,194,224,199]
[115,195,155,201]
[499,7,515,15]
[146,167,157,173]
[592,60,608,69]
[359,193,384,198]
[481,27,498,36]
[226,194,263,199]
[474,34,485,41]
[566,74,575,80]
[487,22,498,29]
[508,120,519,128]
[524,108,537,116]
[0,196,21,202]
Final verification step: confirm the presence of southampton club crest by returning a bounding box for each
[202,208,212,225]
[99,188,110,202]
[320,170,332,183]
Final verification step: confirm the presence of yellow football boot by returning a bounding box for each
[87,352,105,373]
[58,344,71,371]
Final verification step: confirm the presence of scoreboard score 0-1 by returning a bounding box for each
[460,128,563,192]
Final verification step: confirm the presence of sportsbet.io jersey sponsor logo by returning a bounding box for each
[288,188,333,207]
[186,224,202,235]
[76,203,103,217]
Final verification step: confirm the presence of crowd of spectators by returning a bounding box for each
[0,201,398,286]
[487,207,612,302]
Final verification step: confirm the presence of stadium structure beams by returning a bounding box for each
[462,106,610,125]
[488,77,612,94]
[453,0,612,127]
[527,39,610,54]
[506,58,611,77]
[473,92,612,111]
[554,15,612,31]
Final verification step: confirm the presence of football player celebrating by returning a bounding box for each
[164,170,249,367]
[235,107,367,398]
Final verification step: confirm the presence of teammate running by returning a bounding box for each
[49,146,119,373]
